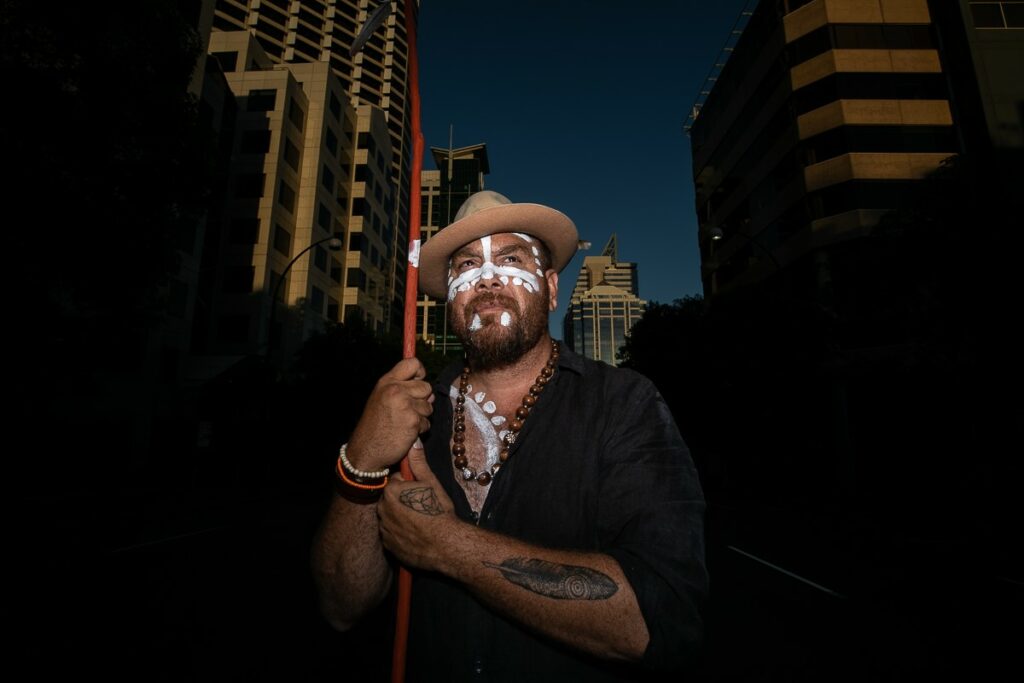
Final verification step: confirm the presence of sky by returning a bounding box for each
[415,0,751,334]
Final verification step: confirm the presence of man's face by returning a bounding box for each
[446,232,559,370]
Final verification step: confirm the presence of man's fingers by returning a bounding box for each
[384,357,426,382]
[403,379,434,399]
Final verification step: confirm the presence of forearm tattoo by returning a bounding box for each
[398,487,444,516]
[483,557,619,600]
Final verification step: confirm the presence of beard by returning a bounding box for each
[452,290,549,371]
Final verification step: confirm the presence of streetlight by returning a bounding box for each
[265,235,344,362]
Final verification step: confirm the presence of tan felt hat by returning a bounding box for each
[418,190,579,299]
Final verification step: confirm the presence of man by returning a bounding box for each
[312,191,707,681]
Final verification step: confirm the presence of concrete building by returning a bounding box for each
[211,0,418,331]
[562,236,647,367]
[188,31,393,375]
[690,0,985,302]
[417,143,491,355]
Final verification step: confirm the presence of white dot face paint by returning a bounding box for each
[474,391,486,404]
[531,246,539,256]
[491,416,506,426]
[500,311,511,327]
[446,234,543,302]
[482,401,496,414]
[469,314,482,332]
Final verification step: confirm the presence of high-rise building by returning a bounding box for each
[688,0,1019,304]
[188,31,394,369]
[562,236,647,367]
[211,0,417,331]
[417,143,490,354]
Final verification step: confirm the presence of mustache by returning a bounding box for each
[465,292,521,318]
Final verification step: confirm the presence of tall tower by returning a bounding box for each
[417,143,491,354]
[562,236,647,367]
[689,0,960,305]
[190,31,395,365]
[211,0,417,331]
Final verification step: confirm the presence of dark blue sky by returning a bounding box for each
[416,0,750,330]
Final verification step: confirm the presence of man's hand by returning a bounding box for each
[347,358,434,472]
[377,442,461,572]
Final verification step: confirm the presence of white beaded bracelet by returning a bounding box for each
[339,443,390,480]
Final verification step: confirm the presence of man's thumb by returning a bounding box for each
[406,439,434,481]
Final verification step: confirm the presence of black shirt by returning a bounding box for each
[407,342,707,682]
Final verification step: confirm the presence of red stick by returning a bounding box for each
[393,1,423,681]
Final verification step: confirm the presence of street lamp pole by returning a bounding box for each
[264,235,344,363]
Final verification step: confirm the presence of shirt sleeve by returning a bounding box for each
[596,372,708,673]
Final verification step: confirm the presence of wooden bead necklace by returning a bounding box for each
[453,339,559,486]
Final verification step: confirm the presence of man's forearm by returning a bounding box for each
[310,493,393,631]
[439,522,649,661]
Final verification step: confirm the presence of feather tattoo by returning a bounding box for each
[482,557,619,600]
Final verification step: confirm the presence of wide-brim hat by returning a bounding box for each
[418,190,578,299]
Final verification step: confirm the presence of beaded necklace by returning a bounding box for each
[452,339,559,486]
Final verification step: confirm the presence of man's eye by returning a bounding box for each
[502,255,521,264]
[457,259,477,270]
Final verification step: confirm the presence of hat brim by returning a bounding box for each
[418,203,578,299]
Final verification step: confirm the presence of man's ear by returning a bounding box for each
[546,271,559,311]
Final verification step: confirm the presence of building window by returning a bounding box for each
[278,180,296,213]
[288,97,305,131]
[325,127,339,157]
[327,297,340,321]
[330,259,342,283]
[234,173,265,198]
[357,131,374,153]
[274,224,292,256]
[347,269,365,290]
[322,165,335,191]
[314,245,328,271]
[283,137,301,171]
[247,89,277,112]
[240,129,272,154]
[318,202,332,231]
[970,2,1024,27]
[351,196,366,218]
[329,91,342,120]
[310,285,325,314]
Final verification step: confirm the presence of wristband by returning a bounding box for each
[339,443,390,480]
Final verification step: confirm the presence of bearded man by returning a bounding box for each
[312,191,707,681]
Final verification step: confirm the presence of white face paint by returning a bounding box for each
[469,314,482,332]
[500,311,511,327]
[512,233,534,243]
[447,234,542,302]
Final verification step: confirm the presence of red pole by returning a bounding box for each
[393,1,422,681]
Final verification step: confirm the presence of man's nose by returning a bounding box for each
[475,263,504,290]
